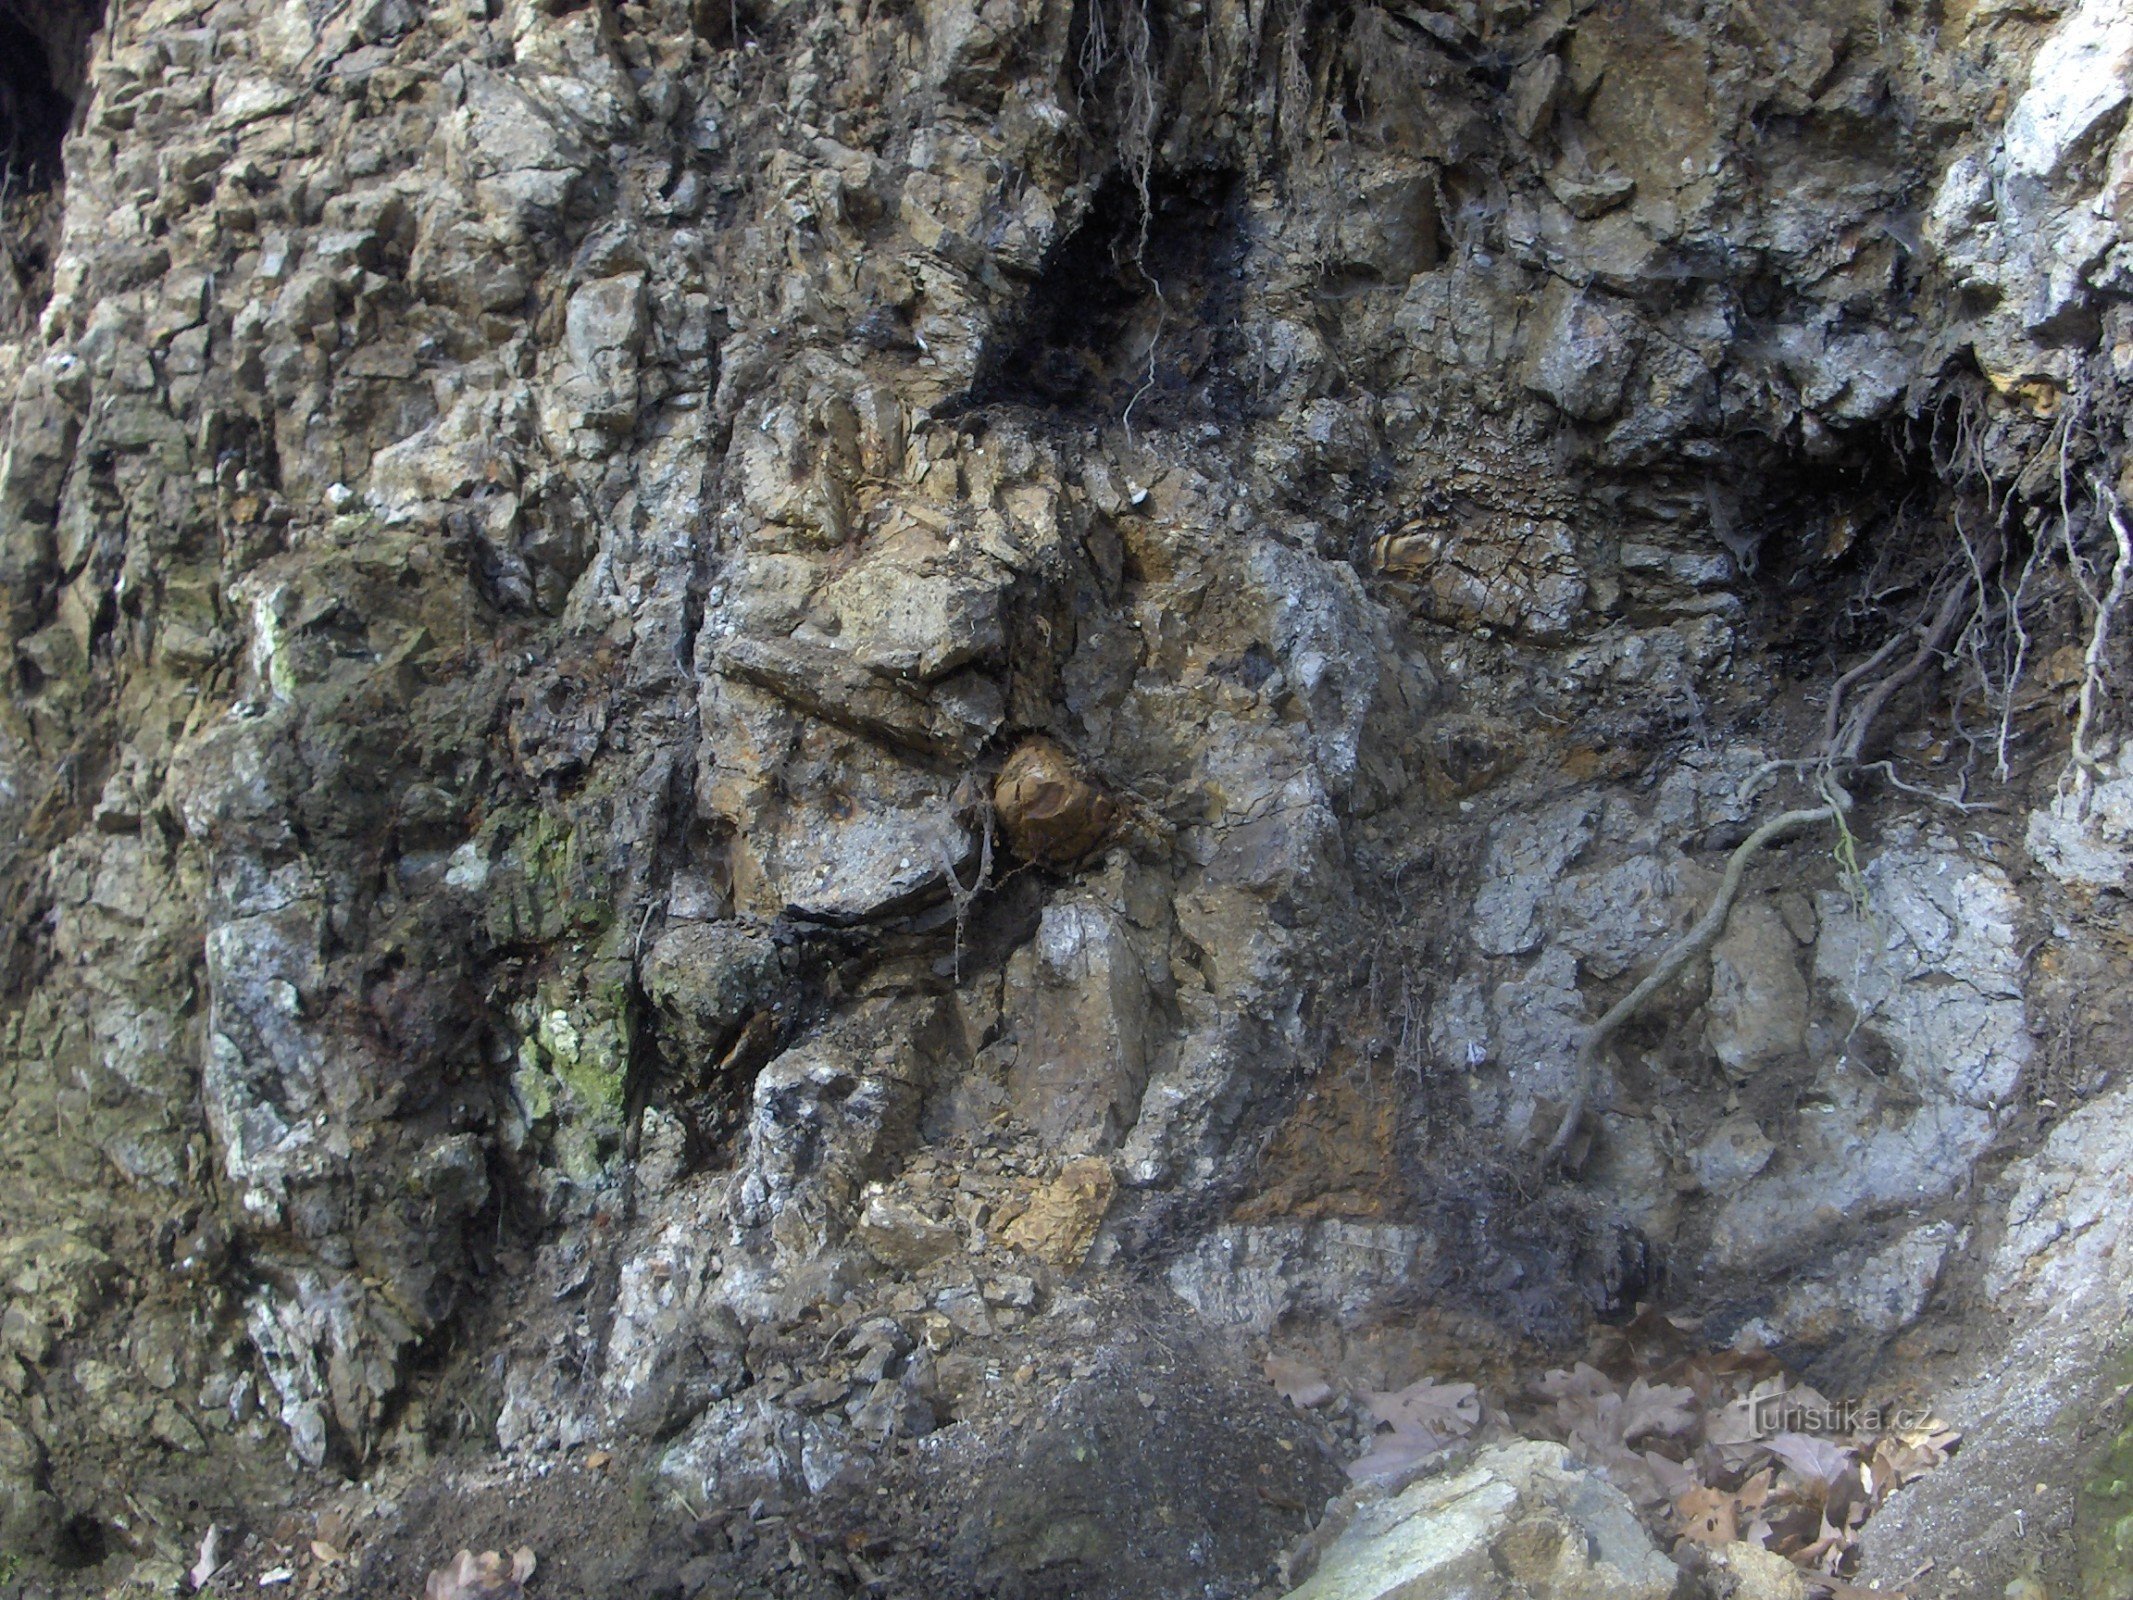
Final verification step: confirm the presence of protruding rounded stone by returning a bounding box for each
[993,737,1117,866]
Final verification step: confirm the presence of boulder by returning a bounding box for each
[1281,1440,1678,1600]
[1704,900,1808,1079]
[856,1191,961,1271]
[1000,1157,1116,1270]
[641,921,785,1070]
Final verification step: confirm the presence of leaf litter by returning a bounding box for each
[1266,1305,1958,1590]
[423,1547,537,1600]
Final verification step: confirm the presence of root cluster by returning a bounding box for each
[1547,400,2132,1167]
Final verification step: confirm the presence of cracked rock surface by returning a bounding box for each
[2,0,2133,1591]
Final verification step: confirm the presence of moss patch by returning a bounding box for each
[2077,1347,2133,1600]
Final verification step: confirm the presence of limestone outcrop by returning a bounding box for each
[1,0,2131,1591]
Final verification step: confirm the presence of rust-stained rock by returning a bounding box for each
[1001,1157,1117,1271]
[1230,1055,1403,1224]
[2,0,2126,1575]
[992,737,1117,867]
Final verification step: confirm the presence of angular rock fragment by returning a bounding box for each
[640,920,785,1070]
[1280,1441,1677,1600]
[1704,901,1808,1078]
[1004,903,1152,1152]
[856,1191,960,1270]
[1001,1157,1116,1270]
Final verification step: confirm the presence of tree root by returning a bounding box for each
[2069,489,2131,785]
[1542,573,1978,1171]
[1541,804,1838,1167]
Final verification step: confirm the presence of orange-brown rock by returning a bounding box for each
[1230,1054,1403,1224]
[1001,1157,1117,1271]
[992,737,1118,866]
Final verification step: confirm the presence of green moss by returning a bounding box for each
[539,1002,627,1117]
[479,804,620,947]
[511,978,631,1184]
[552,1119,621,1185]
[511,1040,557,1128]
[2076,1346,2133,1600]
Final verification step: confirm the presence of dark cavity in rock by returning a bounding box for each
[969,166,1252,428]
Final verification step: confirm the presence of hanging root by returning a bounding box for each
[2068,483,2132,788]
[1119,0,1157,249]
[937,792,996,983]
[1543,567,1979,1170]
[1541,804,1837,1167]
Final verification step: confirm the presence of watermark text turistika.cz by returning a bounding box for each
[1751,1395,1935,1435]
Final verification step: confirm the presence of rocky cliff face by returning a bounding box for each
[1,0,2132,1592]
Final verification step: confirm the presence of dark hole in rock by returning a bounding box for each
[688,0,754,46]
[0,10,74,193]
[968,165,1253,429]
[2,0,103,328]
[54,1510,109,1569]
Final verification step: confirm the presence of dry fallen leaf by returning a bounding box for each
[1367,1379,1481,1439]
[1765,1432,1857,1493]
[1265,1354,1334,1409]
[1535,1362,1613,1410]
[1618,1377,1698,1444]
[1532,1361,1700,1509]
[1345,1426,1460,1486]
[423,1547,537,1600]
[1676,1484,1738,1546]
[1637,1447,1698,1503]
[1603,1445,1698,1513]
[1868,1426,1956,1496]
[1346,1378,1483,1486]
[1353,1315,1959,1579]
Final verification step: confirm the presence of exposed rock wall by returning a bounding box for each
[0,0,2130,1591]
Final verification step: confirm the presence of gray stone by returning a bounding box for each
[1768,1222,1960,1344]
[1281,1441,1678,1600]
[657,1394,859,1510]
[1165,1222,1435,1333]
[1472,800,1598,958]
[1858,1086,2133,1589]
[855,1191,960,1270]
[1704,900,1809,1078]
[1553,852,1683,981]
[1688,1114,1775,1194]
[1988,1086,2133,1314]
[1709,837,2031,1271]
[2025,754,2133,887]
[816,529,1008,681]
[728,1007,935,1262]
[641,921,785,1069]
[1004,902,1155,1154]
[1522,284,1644,422]
[3,0,2127,1569]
